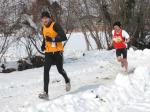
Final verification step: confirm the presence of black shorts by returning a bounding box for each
[116,48,127,59]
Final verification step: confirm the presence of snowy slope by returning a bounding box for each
[0,49,116,112]
[22,66,150,112]
[1,48,150,112]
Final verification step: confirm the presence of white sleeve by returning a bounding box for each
[122,30,129,39]
[112,30,114,36]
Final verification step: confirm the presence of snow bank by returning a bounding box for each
[22,66,150,112]
[1,48,150,112]
[100,66,150,112]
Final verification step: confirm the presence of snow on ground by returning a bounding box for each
[0,49,116,112]
[1,32,150,112]
[0,48,150,112]
[22,66,150,112]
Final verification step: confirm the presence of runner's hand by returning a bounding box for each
[46,36,54,42]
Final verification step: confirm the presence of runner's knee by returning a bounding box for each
[117,57,122,62]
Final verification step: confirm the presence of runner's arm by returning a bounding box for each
[53,23,67,42]
[122,30,130,43]
[45,23,67,42]
[41,27,45,51]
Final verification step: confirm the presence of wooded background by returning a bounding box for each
[0,0,150,62]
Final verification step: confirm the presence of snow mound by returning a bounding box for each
[22,66,150,112]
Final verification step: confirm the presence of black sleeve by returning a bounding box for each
[41,27,45,51]
[53,23,67,42]
[41,38,45,51]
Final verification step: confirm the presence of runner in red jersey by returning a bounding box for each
[110,21,130,72]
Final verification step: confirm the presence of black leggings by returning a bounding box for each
[44,52,70,94]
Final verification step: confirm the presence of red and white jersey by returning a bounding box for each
[112,30,129,49]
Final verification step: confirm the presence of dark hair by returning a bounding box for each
[113,21,122,27]
[41,11,51,18]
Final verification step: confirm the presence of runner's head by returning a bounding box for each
[41,11,52,26]
[113,21,122,32]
